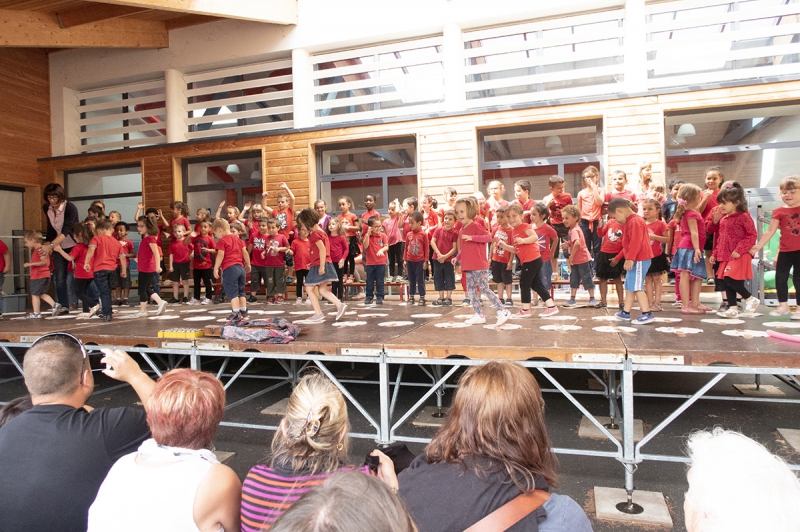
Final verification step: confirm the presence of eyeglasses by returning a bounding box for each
[30,332,94,385]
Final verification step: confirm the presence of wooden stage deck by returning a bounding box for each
[0,302,797,367]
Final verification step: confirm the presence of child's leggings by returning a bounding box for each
[724,277,752,307]
[295,269,308,299]
[344,236,358,277]
[387,242,404,277]
[465,269,504,316]
[519,258,550,304]
[776,250,800,302]
[194,268,214,300]
[74,278,97,312]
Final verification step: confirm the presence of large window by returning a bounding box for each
[182,151,263,218]
[317,137,417,214]
[665,104,800,189]
[479,120,603,200]
[65,165,143,225]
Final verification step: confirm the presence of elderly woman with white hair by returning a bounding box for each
[685,428,800,532]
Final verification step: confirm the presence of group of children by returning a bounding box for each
[20,167,799,325]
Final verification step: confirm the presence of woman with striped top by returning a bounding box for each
[241,373,372,531]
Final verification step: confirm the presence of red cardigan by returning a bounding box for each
[708,211,756,262]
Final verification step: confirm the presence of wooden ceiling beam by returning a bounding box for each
[0,9,169,48]
[164,14,220,31]
[57,4,151,29]
[84,0,297,25]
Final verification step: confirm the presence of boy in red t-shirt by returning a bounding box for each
[112,221,135,306]
[531,203,558,305]
[84,220,125,321]
[544,175,574,275]
[362,216,389,305]
[596,217,626,309]
[289,225,311,304]
[23,231,57,319]
[250,218,290,304]
[404,211,429,305]
[189,220,216,304]
[54,222,100,318]
[561,206,596,308]
[168,225,192,304]
[263,183,296,283]
[213,218,252,322]
[430,211,458,306]
[608,197,655,324]
[489,206,514,306]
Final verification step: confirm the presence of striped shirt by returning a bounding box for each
[241,463,370,531]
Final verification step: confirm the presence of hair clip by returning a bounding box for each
[723,183,734,189]
[304,412,321,441]
[677,198,687,205]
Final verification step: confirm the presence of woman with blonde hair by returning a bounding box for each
[241,373,372,531]
[398,361,592,532]
[88,368,241,532]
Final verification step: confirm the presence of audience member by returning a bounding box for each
[88,368,240,532]
[0,334,153,532]
[398,361,593,532]
[271,471,417,532]
[0,396,32,428]
[241,373,371,531]
[684,428,800,532]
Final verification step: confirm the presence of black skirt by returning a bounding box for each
[647,253,670,276]
[595,250,625,280]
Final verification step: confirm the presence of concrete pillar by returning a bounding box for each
[164,69,188,144]
[291,48,315,129]
[442,23,467,113]
[624,0,648,94]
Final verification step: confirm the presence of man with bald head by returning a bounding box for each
[0,333,155,532]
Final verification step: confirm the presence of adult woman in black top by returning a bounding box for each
[42,183,79,312]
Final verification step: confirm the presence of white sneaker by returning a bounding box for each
[495,309,510,327]
[295,298,303,305]
[89,304,101,317]
[743,296,759,314]
[304,298,312,305]
[465,314,486,325]
[187,298,200,305]
[201,298,211,305]
[717,308,740,318]
[121,311,148,319]
[156,300,168,316]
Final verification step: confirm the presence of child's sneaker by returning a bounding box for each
[296,297,303,305]
[248,295,258,303]
[239,308,249,320]
[633,312,655,325]
[364,298,374,305]
[432,298,445,306]
[770,307,791,317]
[200,298,210,305]
[588,299,597,307]
[226,311,240,322]
[113,298,122,306]
[511,309,531,319]
[595,301,607,308]
[267,296,276,304]
[276,296,284,304]
[121,298,129,306]
[717,308,740,318]
[187,298,200,305]
[286,277,294,285]
[121,311,148,319]
[505,299,513,308]
[499,298,505,305]
[156,300,168,316]
[25,312,42,319]
[418,298,426,306]
[563,299,579,308]
[540,306,559,317]
[307,313,325,323]
[407,297,416,306]
[304,298,312,305]
[376,299,384,305]
[615,310,631,321]
[673,300,682,307]
[335,303,348,321]
[443,298,453,306]
[181,297,189,304]
[743,296,760,313]
[465,314,486,325]
[495,309,510,327]
[89,304,101,317]
[461,298,471,307]
[51,303,63,317]
[100,314,112,322]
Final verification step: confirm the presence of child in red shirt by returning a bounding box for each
[431,211,458,306]
[608,198,654,324]
[23,230,57,319]
[54,223,100,318]
[125,216,168,319]
[168,225,191,304]
[642,199,670,311]
[531,203,558,304]
[404,211,429,305]
[213,218,252,322]
[362,216,389,305]
[561,206,596,308]
[189,220,216,304]
[359,193,381,237]
[263,183,296,284]
[489,206,514,306]
[543,176,573,274]
[295,208,347,323]
[290,225,311,303]
[112,221,135,306]
[84,220,124,321]
[250,219,290,304]
[336,195,360,284]
[596,217,626,309]
[326,217,348,301]
[420,193,439,278]
[382,200,404,283]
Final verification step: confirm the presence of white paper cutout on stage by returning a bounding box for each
[484,323,523,330]
[179,309,207,313]
[326,310,357,316]
[209,310,234,314]
[149,315,180,320]
[359,313,389,318]
[290,311,316,315]
[594,325,636,333]
[183,316,217,322]
[434,322,470,328]
[653,317,682,323]
[592,316,622,322]
[701,318,745,325]
[721,329,768,338]
[410,313,442,318]
[255,310,286,315]
[45,315,77,320]
[378,321,415,327]
[3,312,24,316]
[540,324,582,331]
[762,321,800,329]
[332,321,367,327]
[293,318,326,325]
[117,309,141,314]
[539,315,576,321]
[655,326,703,335]
[454,314,474,319]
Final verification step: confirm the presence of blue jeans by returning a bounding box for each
[365,264,386,300]
[540,259,553,294]
[53,250,71,307]
[406,261,425,297]
[93,269,115,317]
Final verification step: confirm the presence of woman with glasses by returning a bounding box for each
[41,183,80,315]
[88,369,241,532]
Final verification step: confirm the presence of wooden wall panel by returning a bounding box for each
[36,80,800,223]
[0,48,50,230]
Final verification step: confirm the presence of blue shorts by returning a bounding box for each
[624,259,650,293]
[222,263,246,299]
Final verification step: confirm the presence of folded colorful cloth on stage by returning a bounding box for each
[220,317,300,344]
